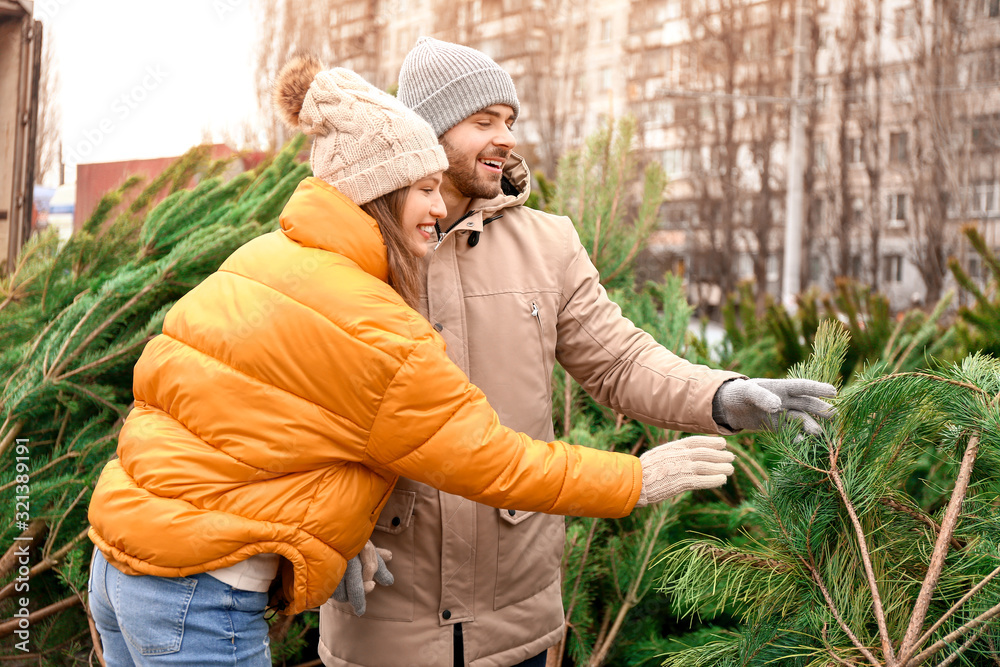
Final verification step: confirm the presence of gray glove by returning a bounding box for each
[635,436,735,508]
[712,378,836,435]
[332,540,394,616]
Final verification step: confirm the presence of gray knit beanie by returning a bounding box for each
[398,37,520,137]
[273,57,448,205]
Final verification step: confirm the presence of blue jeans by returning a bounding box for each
[88,549,271,666]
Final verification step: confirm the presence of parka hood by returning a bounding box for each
[467,151,531,217]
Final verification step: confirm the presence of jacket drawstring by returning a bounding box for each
[435,211,505,249]
[468,214,503,247]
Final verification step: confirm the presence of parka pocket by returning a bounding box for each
[494,510,565,610]
[375,489,416,535]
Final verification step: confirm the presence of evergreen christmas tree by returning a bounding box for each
[950,225,1000,360]
[656,321,1000,666]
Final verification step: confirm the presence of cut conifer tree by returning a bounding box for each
[656,320,1000,666]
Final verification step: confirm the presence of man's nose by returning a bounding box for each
[494,125,515,151]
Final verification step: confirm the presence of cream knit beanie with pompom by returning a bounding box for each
[273,57,448,205]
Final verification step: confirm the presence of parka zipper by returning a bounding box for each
[530,301,544,351]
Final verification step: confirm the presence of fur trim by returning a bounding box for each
[273,55,325,129]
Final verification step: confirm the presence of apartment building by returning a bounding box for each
[310,0,1000,310]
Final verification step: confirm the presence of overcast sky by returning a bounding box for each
[38,0,260,183]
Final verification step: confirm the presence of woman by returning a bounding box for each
[86,59,735,666]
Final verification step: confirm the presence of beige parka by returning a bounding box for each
[318,156,742,666]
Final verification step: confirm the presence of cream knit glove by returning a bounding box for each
[635,436,735,508]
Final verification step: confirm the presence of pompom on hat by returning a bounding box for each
[397,37,520,137]
[273,56,448,205]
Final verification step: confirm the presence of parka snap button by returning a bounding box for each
[391,516,401,527]
[466,221,474,227]
[508,509,516,517]
[433,323,443,331]
[442,610,452,620]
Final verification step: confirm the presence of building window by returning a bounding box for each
[598,67,612,92]
[809,198,825,229]
[600,17,612,43]
[661,148,688,174]
[895,7,914,39]
[852,199,865,225]
[813,140,827,169]
[989,0,1000,18]
[767,255,780,282]
[849,137,863,164]
[971,181,997,215]
[888,194,907,227]
[883,254,904,283]
[809,254,823,282]
[815,81,828,107]
[969,256,982,280]
[576,23,588,49]
[889,131,908,163]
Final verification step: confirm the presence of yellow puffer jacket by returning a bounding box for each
[88,177,642,615]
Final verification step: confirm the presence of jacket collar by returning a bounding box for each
[279,177,389,283]
[466,152,531,216]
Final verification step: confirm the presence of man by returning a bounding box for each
[318,38,835,667]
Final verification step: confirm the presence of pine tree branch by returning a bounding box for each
[908,599,1000,666]
[49,284,156,380]
[867,373,987,397]
[58,381,128,418]
[602,235,649,285]
[897,436,980,666]
[56,336,154,383]
[588,605,614,667]
[558,517,600,663]
[0,595,80,637]
[771,498,883,666]
[589,504,672,667]
[879,498,963,552]
[46,291,107,378]
[0,450,80,493]
[802,555,884,667]
[0,420,24,460]
[0,527,90,601]
[696,545,787,571]
[824,623,863,666]
[591,214,602,266]
[827,463,894,663]
[929,623,988,667]
[0,520,47,581]
[829,434,894,662]
[728,439,768,492]
[43,485,91,560]
[58,551,107,667]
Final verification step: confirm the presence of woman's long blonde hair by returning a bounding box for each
[361,187,423,308]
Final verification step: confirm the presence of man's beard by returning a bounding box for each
[441,137,508,201]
